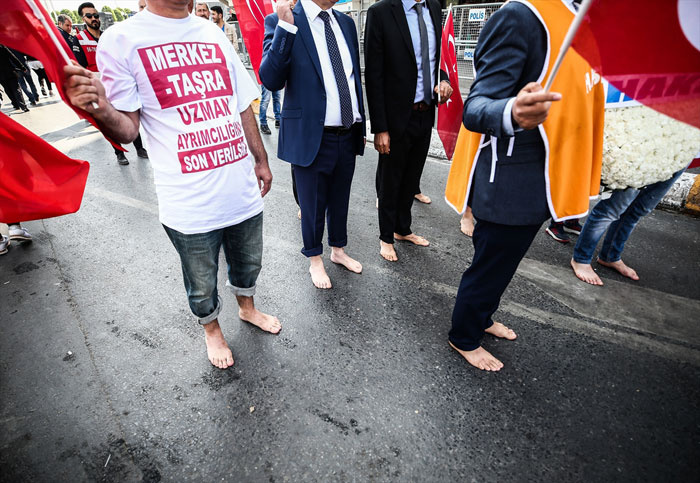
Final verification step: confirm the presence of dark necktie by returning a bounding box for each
[414,3,433,104]
[318,10,354,128]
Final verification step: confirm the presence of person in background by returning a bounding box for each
[57,14,88,69]
[11,49,39,106]
[0,46,29,112]
[364,0,452,262]
[546,218,583,243]
[76,2,149,166]
[210,6,238,53]
[571,167,688,286]
[195,2,210,19]
[0,223,33,256]
[26,55,53,97]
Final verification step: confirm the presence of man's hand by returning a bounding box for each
[512,82,562,130]
[255,161,273,197]
[374,131,390,154]
[277,0,295,24]
[63,62,105,114]
[434,81,453,104]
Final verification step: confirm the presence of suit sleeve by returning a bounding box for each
[259,13,296,92]
[363,6,387,134]
[463,3,543,138]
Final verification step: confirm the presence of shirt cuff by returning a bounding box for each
[278,20,298,34]
[502,97,517,137]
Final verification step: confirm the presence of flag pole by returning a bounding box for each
[544,0,594,92]
[24,0,99,109]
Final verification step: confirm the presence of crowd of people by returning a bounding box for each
[2,0,691,373]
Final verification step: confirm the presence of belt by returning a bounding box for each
[323,124,355,135]
[412,102,431,112]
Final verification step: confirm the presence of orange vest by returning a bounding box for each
[76,29,99,72]
[445,0,605,221]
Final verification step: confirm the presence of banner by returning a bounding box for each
[231,0,274,83]
[437,8,463,160]
[572,0,700,129]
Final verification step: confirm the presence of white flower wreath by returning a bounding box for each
[602,106,700,190]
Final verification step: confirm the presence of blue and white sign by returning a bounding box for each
[464,48,475,61]
[604,80,640,109]
[468,8,486,22]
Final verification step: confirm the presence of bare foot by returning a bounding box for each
[330,247,362,273]
[485,321,517,340]
[297,208,301,220]
[380,241,398,262]
[460,212,475,237]
[375,198,378,209]
[449,341,503,371]
[309,255,332,289]
[394,233,430,246]
[203,320,234,369]
[414,193,432,204]
[570,258,603,286]
[597,258,640,281]
[236,296,281,333]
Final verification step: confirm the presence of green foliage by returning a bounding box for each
[50,11,57,21]
[113,9,124,22]
[71,10,80,23]
[101,6,114,13]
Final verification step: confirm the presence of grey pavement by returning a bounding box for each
[1,100,700,482]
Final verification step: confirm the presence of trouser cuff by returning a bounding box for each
[448,337,481,352]
[328,238,347,248]
[197,295,223,325]
[226,280,256,297]
[301,246,323,257]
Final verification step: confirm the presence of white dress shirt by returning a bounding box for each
[401,0,437,103]
[278,0,362,127]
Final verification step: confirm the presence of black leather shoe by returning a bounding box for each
[116,152,129,165]
[275,120,280,128]
[260,124,271,135]
[136,148,149,158]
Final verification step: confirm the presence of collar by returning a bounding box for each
[402,0,425,14]
[300,0,331,23]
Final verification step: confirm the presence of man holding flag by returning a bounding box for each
[63,0,281,370]
[444,0,605,371]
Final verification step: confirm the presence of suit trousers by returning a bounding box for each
[113,133,144,156]
[449,218,541,351]
[0,76,27,110]
[376,108,432,243]
[294,129,356,257]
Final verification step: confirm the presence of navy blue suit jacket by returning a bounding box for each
[259,3,366,167]
[464,2,551,226]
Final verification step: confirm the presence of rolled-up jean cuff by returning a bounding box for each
[197,295,223,325]
[226,280,256,297]
[572,253,593,264]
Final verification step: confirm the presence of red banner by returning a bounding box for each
[437,9,464,161]
[0,113,89,222]
[231,0,274,83]
[572,0,700,129]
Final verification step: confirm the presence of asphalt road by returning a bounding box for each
[1,101,699,482]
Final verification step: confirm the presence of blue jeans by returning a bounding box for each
[259,85,281,126]
[18,72,38,103]
[163,212,264,325]
[573,169,685,264]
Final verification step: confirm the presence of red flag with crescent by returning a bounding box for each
[232,0,275,83]
[437,8,463,160]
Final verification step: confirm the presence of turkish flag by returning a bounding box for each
[232,0,274,83]
[437,9,463,160]
[0,113,89,222]
[572,0,700,129]
[0,0,122,149]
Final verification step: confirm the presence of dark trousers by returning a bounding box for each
[449,219,541,351]
[294,130,356,257]
[0,76,27,110]
[291,164,299,206]
[32,68,51,91]
[114,134,144,156]
[376,109,432,244]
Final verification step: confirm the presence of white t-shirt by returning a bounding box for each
[97,10,262,234]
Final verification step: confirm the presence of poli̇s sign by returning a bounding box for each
[463,48,475,61]
[468,8,485,22]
